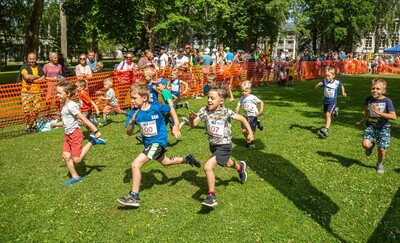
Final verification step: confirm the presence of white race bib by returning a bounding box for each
[207,120,224,137]
[139,120,158,137]
[324,88,335,98]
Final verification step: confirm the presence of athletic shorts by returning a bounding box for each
[363,126,391,149]
[241,116,257,132]
[323,103,336,114]
[63,129,83,157]
[142,143,166,160]
[209,143,232,166]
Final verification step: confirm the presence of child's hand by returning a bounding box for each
[172,125,181,138]
[188,111,197,121]
[229,97,234,103]
[343,92,347,97]
[370,104,380,115]
[50,123,56,128]
[247,133,254,143]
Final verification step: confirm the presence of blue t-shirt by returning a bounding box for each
[226,52,234,62]
[364,96,395,129]
[202,55,213,65]
[125,104,170,148]
[170,79,181,96]
[87,58,97,71]
[322,79,342,104]
[148,83,159,105]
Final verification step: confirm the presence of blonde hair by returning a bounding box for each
[130,82,150,98]
[325,66,335,76]
[49,52,58,60]
[143,68,156,78]
[104,77,113,87]
[96,62,104,68]
[372,78,387,87]
[57,80,77,98]
[240,81,252,90]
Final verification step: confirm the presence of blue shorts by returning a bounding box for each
[241,116,257,132]
[363,126,391,148]
[323,103,336,113]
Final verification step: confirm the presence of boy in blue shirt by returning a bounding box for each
[315,66,347,137]
[356,78,396,173]
[117,83,200,207]
[169,69,189,110]
[155,78,180,134]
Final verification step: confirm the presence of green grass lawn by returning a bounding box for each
[0,74,399,242]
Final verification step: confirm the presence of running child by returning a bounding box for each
[169,69,189,110]
[100,78,127,126]
[76,79,100,127]
[187,82,254,207]
[117,83,201,207]
[315,66,347,137]
[235,81,264,148]
[202,73,234,102]
[356,78,396,174]
[50,80,106,186]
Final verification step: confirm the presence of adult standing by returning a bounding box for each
[175,48,189,69]
[43,52,63,115]
[116,52,136,72]
[225,47,234,63]
[18,52,45,133]
[137,50,154,70]
[87,50,97,72]
[159,46,169,69]
[75,53,92,78]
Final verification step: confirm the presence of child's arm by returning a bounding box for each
[126,109,139,136]
[100,95,111,101]
[228,88,234,103]
[166,99,181,138]
[181,80,189,94]
[233,114,254,142]
[356,106,369,125]
[172,94,178,101]
[256,100,264,117]
[235,104,241,113]
[50,121,63,128]
[90,100,100,116]
[76,113,102,138]
[371,104,397,120]
[188,111,201,128]
[341,85,347,97]
[315,82,323,89]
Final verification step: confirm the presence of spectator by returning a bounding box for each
[116,52,136,72]
[87,50,97,72]
[75,53,92,78]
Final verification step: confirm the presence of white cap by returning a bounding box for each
[212,48,217,52]
[204,48,210,55]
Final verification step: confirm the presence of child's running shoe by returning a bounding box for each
[201,194,217,207]
[238,161,247,182]
[334,107,339,117]
[186,154,201,168]
[184,102,189,109]
[365,142,375,156]
[100,120,107,126]
[376,163,384,174]
[89,134,107,145]
[182,118,189,126]
[257,121,264,131]
[117,194,140,207]
[320,128,329,137]
[64,176,82,186]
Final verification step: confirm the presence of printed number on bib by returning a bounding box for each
[207,120,224,137]
[324,88,335,98]
[139,120,158,137]
[171,85,179,92]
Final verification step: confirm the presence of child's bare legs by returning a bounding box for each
[203,157,218,193]
[325,112,332,129]
[63,142,93,178]
[131,153,150,193]
[377,146,386,164]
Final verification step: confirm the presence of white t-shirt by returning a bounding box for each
[62,101,80,134]
[237,94,260,117]
[159,53,169,68]
[75,64,92,76]
[106,88,118,106]
[175,55,189,68]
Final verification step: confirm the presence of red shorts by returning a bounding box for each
[63,129,83,157]
[103,104,123,114]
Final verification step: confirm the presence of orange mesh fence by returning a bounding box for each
[2,60,398,131]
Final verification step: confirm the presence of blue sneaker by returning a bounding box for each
[64,176,82,186]
[89,134,107,145]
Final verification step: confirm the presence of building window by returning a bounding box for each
[365,36,372,48]
[379,36,386,48]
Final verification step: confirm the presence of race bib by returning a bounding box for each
[171,84,179,92]
[139,120,158,137]
[324,88,335,98]
[207,120,224,137]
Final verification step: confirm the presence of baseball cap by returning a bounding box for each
[160,46,166,50]
[204,48,210,55]
[212,48,217,52]
[225,47,230,51]
[178,48,184,52]
[154,77,168,86]
[185,44,191,49]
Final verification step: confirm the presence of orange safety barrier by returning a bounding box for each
[2,60,399,131]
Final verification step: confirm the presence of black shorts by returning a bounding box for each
[323,103,336,114]
[163,113,174,129]
[241,116,257,132]
[209,143,232,166]
[142,143,166,160]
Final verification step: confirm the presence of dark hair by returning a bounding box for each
[57,80,77,97]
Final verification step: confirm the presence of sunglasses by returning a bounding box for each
[126,56,132,58]
[79,58,86,60]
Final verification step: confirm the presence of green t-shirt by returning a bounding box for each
[161,89,173,114]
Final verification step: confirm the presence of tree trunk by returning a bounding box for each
[373,24,381,54]
[60,2,68,59]
[25,0,45,54]
[146,11,157,52]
